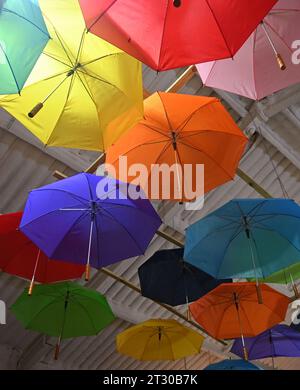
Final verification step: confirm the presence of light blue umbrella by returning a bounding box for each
[184,199,300,302]
[204,359,261,371]
[0,0,50,94]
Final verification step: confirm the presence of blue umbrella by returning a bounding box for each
[204,359,261,371]
[184,199,300,302]
[231,324,300,361]
[0,0,50,94]
[20,173,161,280]
[138,248,231,307]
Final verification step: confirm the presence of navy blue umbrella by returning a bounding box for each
[138,248,231,306]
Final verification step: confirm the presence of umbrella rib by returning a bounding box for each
[141,122,170,137]
[97,208,145,254]
[31,188,89,205]
[43,52,72,68]
[48,210,90,258]
[156,0,170,70]
[93,212,102,268]
[67,295,99,334]
[78,68,142,110]
[157,92,174,131]
[2,8,49,37]
[50,23,75,66]
[79,52,127,68]
[204,0,233,58]
[86,0,118,32]
[263,19,294,54]
[177,139,235,180]
[0,41,20,93]
[215,226,245,279]
[23,296,63,330]
[175,100,220,134]
[251,222,300,254]
[177,129,247,140]
[186,220,243,256]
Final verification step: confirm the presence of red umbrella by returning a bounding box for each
[79,0,277,71]
[0,212,85,294]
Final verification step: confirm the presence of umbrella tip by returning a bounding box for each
[173,0,181,7]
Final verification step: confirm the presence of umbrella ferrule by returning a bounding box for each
[67,63,82,77]
[171,131,177,150]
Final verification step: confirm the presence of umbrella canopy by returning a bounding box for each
[116,319,204,361]
[11,281,115,359]
[0,0,143,151]
[106,92,248,202]
[0,0,50,94]
[79,0,276,71]
[204,359,261,371]
[231,324,300,360]
[249,263,300,298]
[197,0,300,100]
[184,199,300,280]
[138,248,231,306]
[20,173,162,280]
[0,212,84,292]
[189,282,289,341]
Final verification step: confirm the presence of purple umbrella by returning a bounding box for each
[20,173,161,280]
[231,324,300,361]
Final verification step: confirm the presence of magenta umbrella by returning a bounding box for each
[197,0,300,100]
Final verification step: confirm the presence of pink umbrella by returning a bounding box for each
[197,0,300,100]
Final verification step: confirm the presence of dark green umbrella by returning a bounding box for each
[11,281,115,359]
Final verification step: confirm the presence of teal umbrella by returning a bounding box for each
[0,0,49,94]
[184,198,300,303]
[11,282,115,359]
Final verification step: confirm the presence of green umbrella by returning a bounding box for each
[248,262,300,298]
[11,281,115,359]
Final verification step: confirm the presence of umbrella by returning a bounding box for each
[106,92,248,202]
[138,248,231,307]
[0,0,50,94]
[204,359,261,371]
[184,198,300,303]
[0,0,143,151]
[0,212,84,294]
[116,319,204,361]
[231,324,300,361]
[11,281,115,359]
[197,0,300,100]
[190,282,290,359]
[249,263,300,298]
[79,0,276,71]
[20,173,162,280]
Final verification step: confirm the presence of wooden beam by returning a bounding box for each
[166,65,197,93]
[236,168,272,198]
[156,229,184,247]
[99,267,227,346]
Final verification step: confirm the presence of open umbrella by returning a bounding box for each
[20,173,162,280]
[249,263,300,299]
[11,282,115,359]
[231,324,300,362]
[116,319,204,361]
[197,0,300,100]
[204,359,261,371]
[106,92,248,202]
[138,248,231,307]
[79,0,276,71]
[0,0,143,151]
[0,0,50,94]
[184,198,300,303]
[0,212,85,294]
[190,282,290,359]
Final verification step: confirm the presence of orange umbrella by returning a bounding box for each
[190,282,290,359]
[106,92,248,202]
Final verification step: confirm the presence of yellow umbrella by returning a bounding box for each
[116,319,204,361]
[0,0,143,151]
